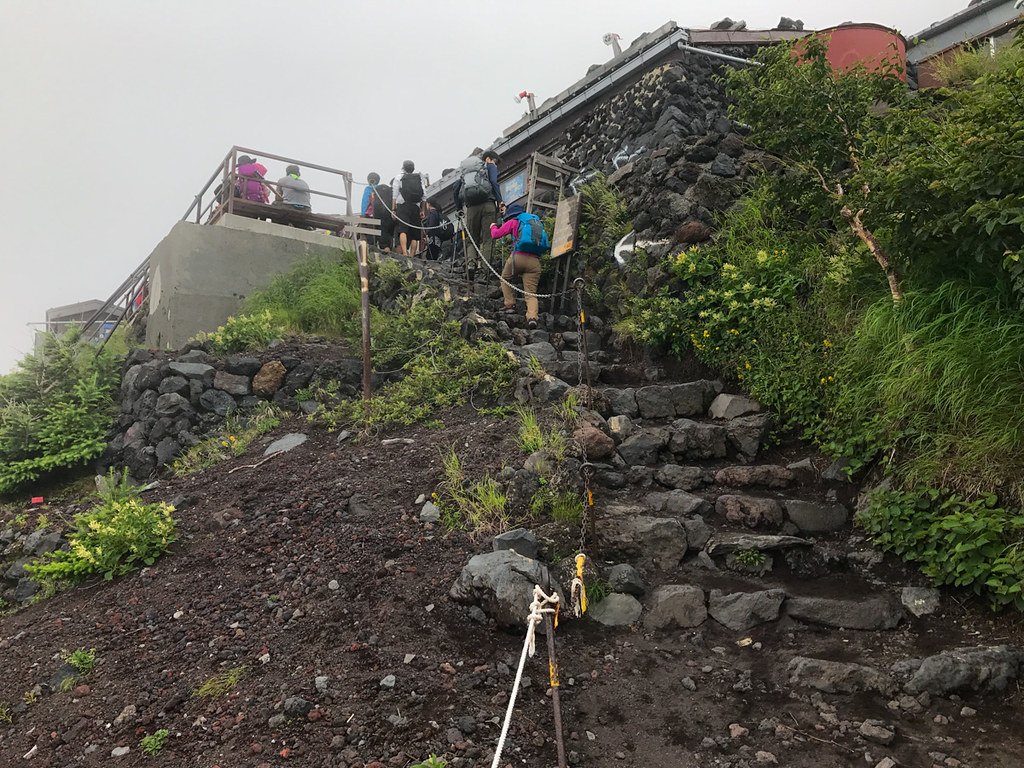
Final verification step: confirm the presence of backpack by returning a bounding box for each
[514,213,550,255]
[436,212,455,241]
[369,184,392,219]
[459,156,492,206]
[400,172,424,203]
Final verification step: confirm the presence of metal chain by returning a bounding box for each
[368,184,451,232]
[573,279,596,566]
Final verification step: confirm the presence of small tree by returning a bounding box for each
[0,327,119,494]
[727,35,910,302]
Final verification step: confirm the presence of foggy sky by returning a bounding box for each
[0,0,968,374]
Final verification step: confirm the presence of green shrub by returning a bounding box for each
[246,254,361,337]
[63,648,96,674]
[192,310,282,354]
[27,497,177,583]
[141,729,169,756]
[858,487,1024,611]
[0,326,120,495]
[434,447,508,537]
[321,299,516,431]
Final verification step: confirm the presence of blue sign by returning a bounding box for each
[501,172,526,204]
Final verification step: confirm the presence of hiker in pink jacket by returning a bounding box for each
[236,155,270,203]
[491,204,542,330]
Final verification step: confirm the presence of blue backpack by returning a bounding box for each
[514,213,550,255]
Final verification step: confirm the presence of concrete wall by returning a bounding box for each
[146,215,351,349]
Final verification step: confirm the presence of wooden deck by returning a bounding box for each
[215,199,380,236]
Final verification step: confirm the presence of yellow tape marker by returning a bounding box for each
[549,659,560,687]
[587,489,594,506]
[575,554,588,614]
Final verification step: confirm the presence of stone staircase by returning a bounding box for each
[448,287,984,657]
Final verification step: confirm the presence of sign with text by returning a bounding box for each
[550,195,582,259]
[500,172,526,204]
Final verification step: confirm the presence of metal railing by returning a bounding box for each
[182,146,355,225]
[77,147,356,348]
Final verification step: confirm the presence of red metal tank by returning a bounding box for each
[818,23,908,80]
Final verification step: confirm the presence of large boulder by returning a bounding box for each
[668,419,727,460]
[601,388,639,419]
[588,594,643,626]
[597,508,688,569]
[786,595,905,630]
[635,386,675,419]
[708,589,785,631]
[645,585,707,629]
[784,500,849,533]
[214,370,252,396]
[253,361,287,398]
[715,495,783,529]
[449,550,557,629]
[726,414,773,458]
[788,657,896,695]
[710,393,763,419]
[574,422,615,460]
[896,646,1024,696]
[645,490,711,516]
[617,429,669,466]
[654,464,707,491]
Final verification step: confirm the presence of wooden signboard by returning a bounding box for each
[550,194,582,259]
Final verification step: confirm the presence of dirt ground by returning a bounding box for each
[1,399,1023,768]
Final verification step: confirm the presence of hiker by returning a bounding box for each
[422,200,446,261]
[275,165,311,211]
[236,156,271,203]
[360,172,378,215]
[453,150,504,280]
[365,174,395,251]
[391,160,428,257]
[490,203,550,330]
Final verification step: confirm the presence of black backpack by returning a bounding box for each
[436,213,455,241]
[371,184,392,219]
[400,172,424,203]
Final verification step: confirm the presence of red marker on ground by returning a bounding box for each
[30,496,43,504]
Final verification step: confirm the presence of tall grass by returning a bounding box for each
[245,254,361,338]
[835,282,1024,501]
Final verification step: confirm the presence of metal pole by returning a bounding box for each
[357,239,372,418]
[544,612,568,768]
[676,42,763,67]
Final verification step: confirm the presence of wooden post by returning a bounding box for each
[357,239,372,420]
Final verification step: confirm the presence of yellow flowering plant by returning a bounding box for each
[26,498,177,583]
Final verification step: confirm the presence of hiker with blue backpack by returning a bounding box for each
[490,203,550,330]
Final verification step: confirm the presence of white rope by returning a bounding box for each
[490,585,559,768]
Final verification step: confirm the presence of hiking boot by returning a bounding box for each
[499,304,516,314]
[527,319,538,330]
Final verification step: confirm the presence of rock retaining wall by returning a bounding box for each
[105,345,364,481]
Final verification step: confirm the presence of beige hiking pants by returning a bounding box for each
[501,253,542,320]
